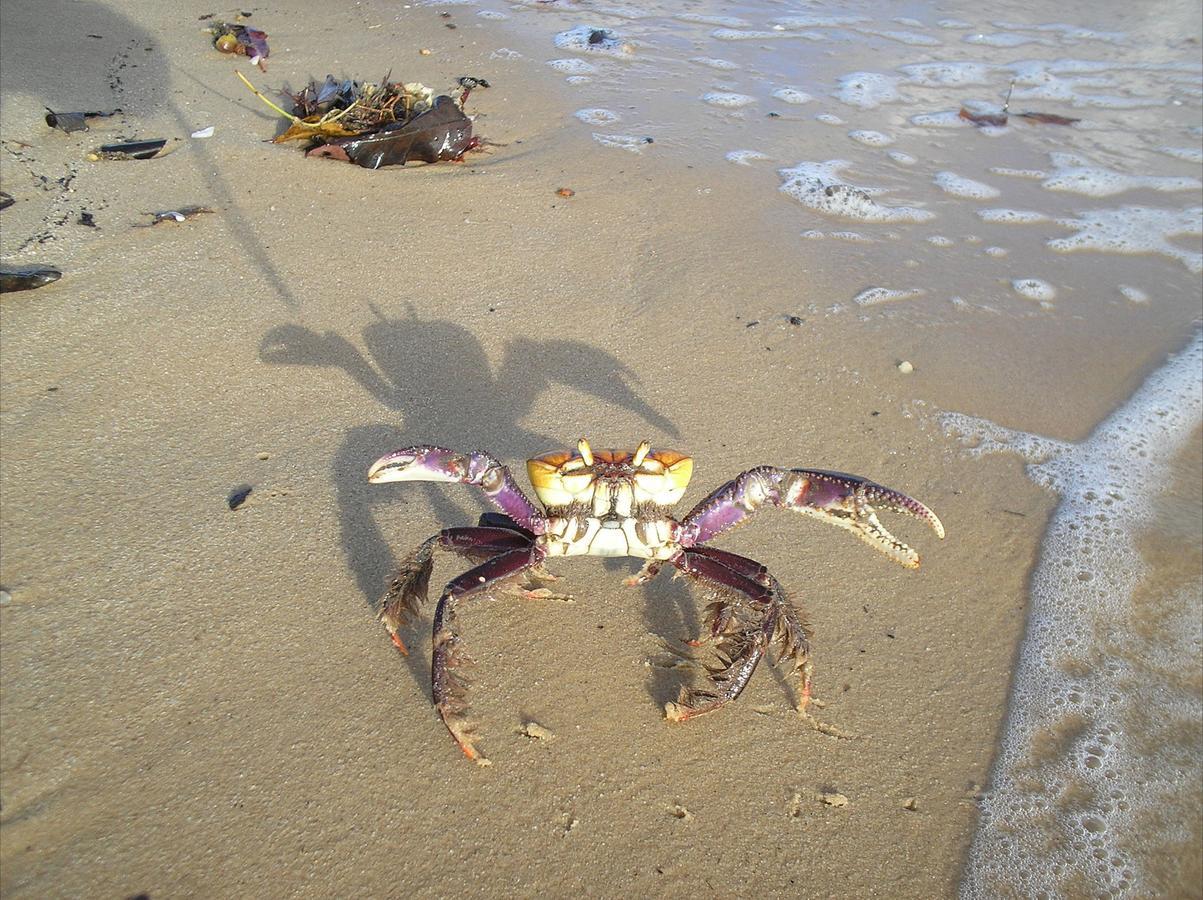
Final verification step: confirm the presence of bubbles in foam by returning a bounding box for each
[689,56,740,71]
[899,61,994,87]
[1039,152,1202,197]
[990,167,1047,179]
[800,230,871,242]
[848,130,894,147]
[1119,285,1149,303]
[575,108,619,125]
[835,72,904,109]
[772,15,868,28]
[946,332,1203,900]
[985,246,1009,257]
[965,31,1053,48]
[674,12,751,27]
[726,149,769,166]
[814,113,845,126]
[491,48,523,60]
[712,28,817,41]
[477,10,508,19]
[771,87,813,105]
[927,235,954,247]
[854,286,925,305]
[1049,206,1203,273]
[592,133,649,153]
[1012,278,1056,301]
[554,25,633,56]
[779,160,935,223]
[934,171,1001,199]
[702,92,756,108]
[888,150,917,165]
[977,208,1052,224]
[910,110,971,128]
[547,58,598,74]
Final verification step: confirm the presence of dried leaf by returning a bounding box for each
[1014,111,1080,126]
[958,107,1008,127]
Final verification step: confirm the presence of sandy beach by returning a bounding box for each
[2,1,1200,897]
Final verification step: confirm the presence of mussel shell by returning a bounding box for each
[0,266,62,293]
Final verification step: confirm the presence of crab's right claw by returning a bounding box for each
[368,446,471,484]
[789,469,944,569]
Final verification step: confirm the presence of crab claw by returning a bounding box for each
[789,469,944,569]
[368,446,472,484]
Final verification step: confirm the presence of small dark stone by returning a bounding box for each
[228,485,253,510]
[767,111,781,118]
[78,211,97,227]
[588,29,607,45]
[641,136,654,144]
[870,410,880,416]
[745,320,759,328]
[786,315,803,326]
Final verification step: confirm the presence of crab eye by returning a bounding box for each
[560,471,595,495]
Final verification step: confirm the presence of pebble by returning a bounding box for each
[0,590,11,607]
[903,797,919,811]
[897,360,914,374]
[256,452,270,461]
[419,48,432,56]
[521,721,556,741]
[819,791,849,807]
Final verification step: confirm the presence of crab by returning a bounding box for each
[367,438,944,765]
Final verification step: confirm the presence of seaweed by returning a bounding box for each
[238,72,481,168]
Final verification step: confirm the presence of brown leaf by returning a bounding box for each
[1014,111,1080,126]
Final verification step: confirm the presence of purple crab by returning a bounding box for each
[368,438,944,764]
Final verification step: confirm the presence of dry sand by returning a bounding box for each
[1,2,1199,898]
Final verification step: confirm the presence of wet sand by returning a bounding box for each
[2,1,1200,898]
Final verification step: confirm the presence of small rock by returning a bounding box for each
[256,452,270,461]
[788,792,804,818]
[228,484,253,510]
[897,360,914,374]
[0,589,11,607]
[669,804,693,821]
[903,797,919,811]
[521,721,556,741]
[419,48,433,55]
[819,791,849,808]
[555,187,575,198]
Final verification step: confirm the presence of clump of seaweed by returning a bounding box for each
[237,72,486,168]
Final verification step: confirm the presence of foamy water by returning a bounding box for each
[943,332,1203,898]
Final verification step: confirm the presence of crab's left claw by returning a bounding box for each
[788,469,944,568]
[368,446,472,484]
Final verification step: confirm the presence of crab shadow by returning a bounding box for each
[258,306,700,704]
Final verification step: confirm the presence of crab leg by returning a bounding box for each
[679,467,944,568]
[368,446,547,534]
[665,548,811,722]
[377,526,535,654]
[431,545,546,765]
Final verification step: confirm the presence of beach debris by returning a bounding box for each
[210,21,269,70]
[520,720,556,740]
[669,804,694,822]
[0,265,62,293]
[87,138,173,161]
[78,211,97,227]
[367,437,943,765]
[191,125,215,138]
[903,796,919,811]
[239,72,480,168]
[419,48,432,56]
[556,187,575,198]
[0,589,11,606]
[44,107,118,133]
[958,81,1079,128]
[819,791,849,808]
[228,484,253,510]
[138,206,215,226]
[1,192,15,211]
[897,360,914,374]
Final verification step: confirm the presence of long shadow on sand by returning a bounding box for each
[259,306,700,704]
